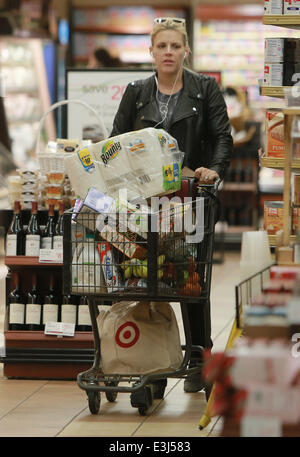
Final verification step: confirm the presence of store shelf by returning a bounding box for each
[268,234,296,246]
[283,108,300,115]
[263,15,300,28]
[5,256,63,267]
[261,157,300,171]
[4,330,93,349]
[222,183,257,192]
[227,225,256,233]
[260,86,285,98]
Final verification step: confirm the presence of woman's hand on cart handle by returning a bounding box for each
[181,166,196,178]
[194,167,220,184]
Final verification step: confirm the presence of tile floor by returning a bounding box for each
[0,245,241,437]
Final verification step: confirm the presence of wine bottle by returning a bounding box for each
[41,204,55,249]
[77,296,92,331]
[42,274,59,328]
[8,273,25,330]
[25,201,41,256]
[25,274,42,331]
[61,294,77,325]
[6,201,25,256]
[53,201,64,251]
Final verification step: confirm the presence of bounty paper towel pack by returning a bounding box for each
[93,128,182,200]
[89,135,141,200]
[64,146,108,199]
[69,128,183,201]
[122,128,169,198]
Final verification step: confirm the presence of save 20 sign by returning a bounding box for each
[66,68,152,141]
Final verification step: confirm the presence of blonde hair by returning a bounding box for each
[151,21,189,49]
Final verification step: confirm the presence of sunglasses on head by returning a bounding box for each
[154,17,186,27]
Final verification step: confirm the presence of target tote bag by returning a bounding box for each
[97,301,183,375]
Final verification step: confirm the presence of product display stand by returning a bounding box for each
[260,17,300,262]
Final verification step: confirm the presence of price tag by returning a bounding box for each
[39,249,63,263]
[241,416,282,437]
[44,322,75,337]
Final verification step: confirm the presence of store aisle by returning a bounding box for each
[0,251,240,438]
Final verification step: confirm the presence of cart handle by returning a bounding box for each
[35,98,108,156]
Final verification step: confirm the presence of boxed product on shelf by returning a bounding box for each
[264,0,283,14]
[264,63,283,86]
[270,265,300,279]
[203,340,300,435]
[292,207,300,234]
[265,109,285,158]
[284,0,300,14]
[292,175,300,206]
[264,62,300,86]
[265,38,300,63]
[264,201,284,234]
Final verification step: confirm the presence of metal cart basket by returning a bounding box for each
[63,181,219,415]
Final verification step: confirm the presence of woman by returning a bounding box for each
[111,17,233,394]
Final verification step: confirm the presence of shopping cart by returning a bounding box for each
[62,179,220,415]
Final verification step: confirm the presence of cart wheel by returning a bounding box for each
[105,381,118,403]
[138,406,147,416]
[105,391,118,402]
[130,385,152,415]
[88,390,101,414]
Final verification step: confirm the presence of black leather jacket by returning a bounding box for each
[111,68,233,180]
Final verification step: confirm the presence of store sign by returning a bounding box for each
[65,69,152,141]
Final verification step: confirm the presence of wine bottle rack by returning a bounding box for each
[0,209,94,380]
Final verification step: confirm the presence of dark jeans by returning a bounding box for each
[188,299,213,364]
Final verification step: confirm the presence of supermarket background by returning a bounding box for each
[0,0,293,244]
[0,0,299,439]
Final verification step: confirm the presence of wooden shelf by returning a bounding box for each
[268,234,296,246]
[260,86,285,98]
[4,330,94,349]
[261,157,300,171]
[263,15,300,28]
[5,256,63,267]
[278,262,300,266]
[283,108,300,115]
[227,225,256,234]
[222,183,257,192]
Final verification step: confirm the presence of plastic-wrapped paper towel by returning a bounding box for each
[66,128,183,200]
[89,134,141,200]
[64,146,108,198]
[91,128,183,199]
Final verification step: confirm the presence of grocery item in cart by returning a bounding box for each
[64,146,109,198]
[73,187,115,232]
[71,234,106,294]
[100,224,147,259]
[88,127,183,199]
[97,242,123,293]
[97,300,183,375]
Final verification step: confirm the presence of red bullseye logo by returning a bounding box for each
[115,321,140,348]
